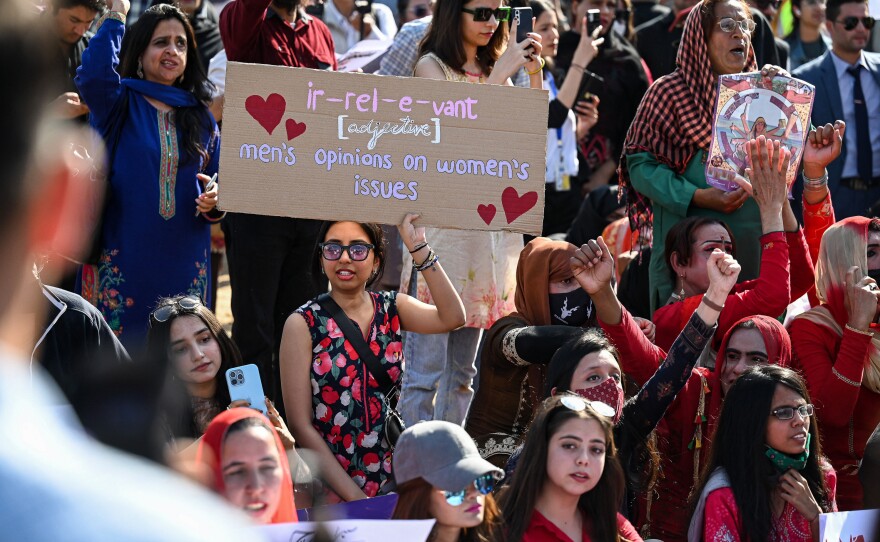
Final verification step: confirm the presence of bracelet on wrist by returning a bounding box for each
[98,10,126,28]
[571,63,586,71]
[409,241,428,254]
[700,295,725,312]
[526,56,545,75]
[413,249,439,271]
[803,169,828,190]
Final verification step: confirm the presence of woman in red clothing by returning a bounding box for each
[790,216,880,510]
[649,138,813,359]
[500,394,643,542]
[688,365,836,542]
[574,245,793,540]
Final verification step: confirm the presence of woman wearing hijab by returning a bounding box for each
[790,216,880,510]
[197,408,297,524]
[75,0,221,348]
[465,238,596,467]
[619,0,842,314]
[574,235,795,540]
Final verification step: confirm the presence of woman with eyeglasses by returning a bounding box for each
[280,214,465,502]
[499,393,643,542]
[147,295,294,444]
[784,0,830,70]
[75,0,222,349]
[790,217,880,511]
[618,0,844,315]
[688,365,836,542]
[391,420,503,542]
[575,235,801,538]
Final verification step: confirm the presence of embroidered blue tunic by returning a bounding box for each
[75,18,220,350]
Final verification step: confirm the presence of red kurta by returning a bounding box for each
[790,318,880,510]
[653,230,810,353]
[522,510,643,542]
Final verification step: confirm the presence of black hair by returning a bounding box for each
[146,295,240,437]
[826,0,867,24]
[664,215,736,286]
[118,4,215,166]
[50,0,106,13]
[691,365,832,542]
[311,221,387,291]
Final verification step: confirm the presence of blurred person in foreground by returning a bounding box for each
[0,1,261,539]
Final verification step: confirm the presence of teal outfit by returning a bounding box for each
[627,150,762,312]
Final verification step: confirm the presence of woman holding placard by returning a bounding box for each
[618,0,843,314]
[396,0,544,430]
[75,0,222,349]
[280,214,465,502]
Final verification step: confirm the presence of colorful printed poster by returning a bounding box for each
[706,73,815,191]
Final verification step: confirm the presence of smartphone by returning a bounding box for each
[226,364,267,415]
[586,9,601,35]
[578,70,605,103]
[512,7,533,45]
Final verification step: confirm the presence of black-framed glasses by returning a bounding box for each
[771,404,814,420]
[150,295,202,324]
[319,242,375,261]
[559,394,616,419]
[461,6,510,21]
[835,16,875,30]
[443,473,498,506]
[717,17,757,34]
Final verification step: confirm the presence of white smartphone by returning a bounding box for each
[225,364,267,415]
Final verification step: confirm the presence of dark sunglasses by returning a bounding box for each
[319,242,375,261]
[411,4,431,16]
[150,295,202,324]
[443,473,498,506]
[836,16,875,30]
[771,404,814,420]
[461,6,510,21]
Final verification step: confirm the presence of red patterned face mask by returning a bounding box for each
[575,377,623,424]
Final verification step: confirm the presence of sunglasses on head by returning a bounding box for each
[319,242,375,261]
[461,6,510,21]
[150,295,202,324]
[836,15,875,30]
[771,404,814,420]
[443,473,498,506]
[559,394,616,419]
[716,17,757,33]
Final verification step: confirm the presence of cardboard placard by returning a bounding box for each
[258,519,436,542]
[218,62,548,235]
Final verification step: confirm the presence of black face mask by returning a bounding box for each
[548,288,593,326]
[868,269,880,284]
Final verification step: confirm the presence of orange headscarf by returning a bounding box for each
[197,408,297,524]
[512,238,578,326]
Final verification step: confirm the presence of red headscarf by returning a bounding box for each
[619,0,757,233]
[197,408,297,524]
[512,238,578,325]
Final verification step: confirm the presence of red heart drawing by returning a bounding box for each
[501,187,538,224]
[245,93,286,135]
[477,204,496,225]
[286,118,307,140]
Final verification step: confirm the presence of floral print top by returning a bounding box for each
[296,291,403,497]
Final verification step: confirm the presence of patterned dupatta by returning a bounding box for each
[617,1,757,233]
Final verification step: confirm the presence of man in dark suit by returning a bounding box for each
[794,0,880,218]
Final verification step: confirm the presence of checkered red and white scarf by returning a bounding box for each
[618,1,756,233]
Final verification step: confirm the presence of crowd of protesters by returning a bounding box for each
[9,0,880,538]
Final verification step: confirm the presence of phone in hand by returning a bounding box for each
[577,70,605,103]
[586,9,601,35]
[512,7,533,45]
[226,364,267,415]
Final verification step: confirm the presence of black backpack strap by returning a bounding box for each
[317,293,396,393]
